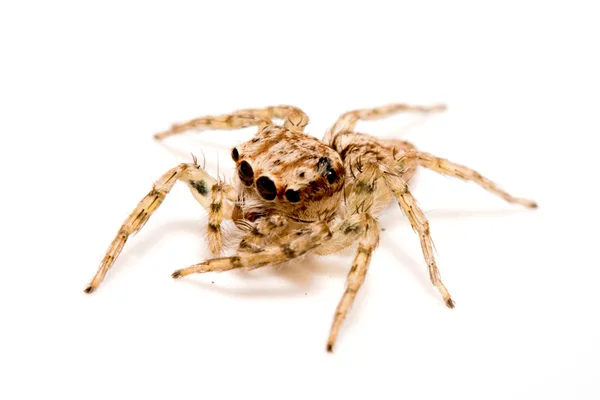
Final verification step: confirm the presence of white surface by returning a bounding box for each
[1,1,598,399]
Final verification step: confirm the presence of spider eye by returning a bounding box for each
[317,156,338,184]
[256,176,277,201]
[231,147,239,162]
[326,169,337,184]
[238,161,254,186]
[285,189,301,203]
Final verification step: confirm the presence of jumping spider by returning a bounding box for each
[84,103,537,352]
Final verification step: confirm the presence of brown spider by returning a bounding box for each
[84,103,537,352]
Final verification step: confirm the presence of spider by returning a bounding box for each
[84,103,537,352]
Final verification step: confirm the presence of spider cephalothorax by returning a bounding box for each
[231,125,345,224]
[84,103,537,352]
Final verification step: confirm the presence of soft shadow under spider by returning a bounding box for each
[241,254,349,284]
[379,207,533,298]
[103,202,531,298]
[105,215,347,295]
[97,218,206,285]
[181,278,311,299]
[181,253,351,299]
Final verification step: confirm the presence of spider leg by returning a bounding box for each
[235,105,309,131]
[324,102,446,145]
[237,215,290,254]
[400,150,538,208]
[171,221,331,278]
[326,213,379,352]
[84,163,234,293]
[313,214,365,256]
[154,105,309,139]
[207,181,237,255]
[313,163,381,256]
[308,163,382,351]
[381,168,455,308]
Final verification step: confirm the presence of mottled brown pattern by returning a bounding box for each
[85,103,537,353]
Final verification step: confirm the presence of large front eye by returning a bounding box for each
[238,161,254,186]
[325,169,337,184]
[285,189,301,203]
[256,176,277,200]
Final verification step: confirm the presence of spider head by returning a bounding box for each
[231,126,344,222]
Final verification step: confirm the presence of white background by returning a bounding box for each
[1,1,598,399]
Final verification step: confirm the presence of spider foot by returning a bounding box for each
[172,264,206,279]
[171,270,184,279]
[527,200,538,209]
